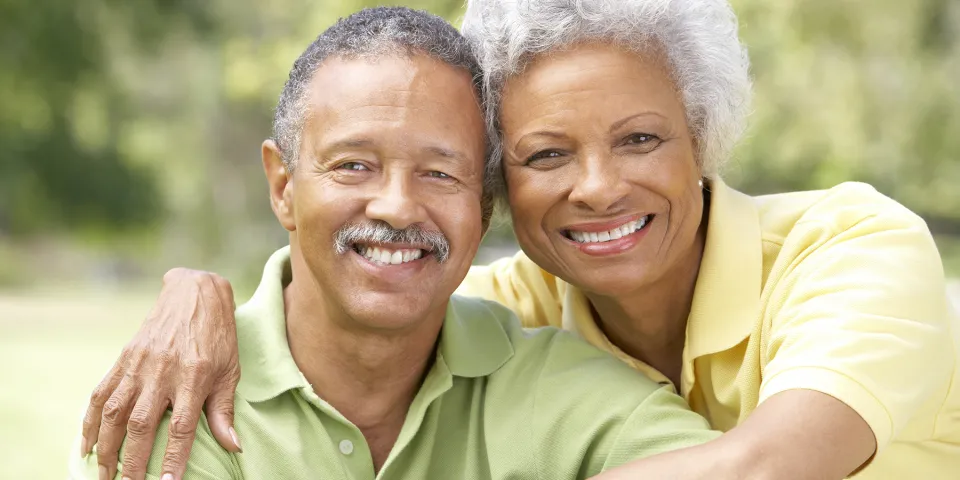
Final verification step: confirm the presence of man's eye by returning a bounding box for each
[427,171,451,179]
[338,162,369,171]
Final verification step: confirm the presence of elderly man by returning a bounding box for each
[70,7,716,480]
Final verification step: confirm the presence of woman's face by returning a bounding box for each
[500,42,705,297]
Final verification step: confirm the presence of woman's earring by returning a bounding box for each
[697,179,704,189]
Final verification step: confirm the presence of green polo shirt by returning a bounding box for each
[70,247,719,479]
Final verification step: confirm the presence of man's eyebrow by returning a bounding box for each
[423,145,469,163]
[324,138,376,152]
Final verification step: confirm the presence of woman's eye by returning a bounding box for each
[427,171,451,179]
[624,133,662,149]
[337,162,369,171]
[526,150,563,164]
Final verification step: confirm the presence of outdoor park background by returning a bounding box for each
[1,0,959,478]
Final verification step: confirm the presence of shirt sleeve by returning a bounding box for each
[759,199,955,452]
[457,251,563,328]
[68,413,240,479]
[527,330,720,478]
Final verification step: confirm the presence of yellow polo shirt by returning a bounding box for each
[460,179,960,479]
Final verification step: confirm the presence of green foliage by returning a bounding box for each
[0,0,218,234]
[728,0,960,227]
[0,0,958,279]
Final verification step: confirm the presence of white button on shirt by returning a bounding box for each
[339,439,354,455]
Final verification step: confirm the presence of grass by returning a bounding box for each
[0,290,153,480]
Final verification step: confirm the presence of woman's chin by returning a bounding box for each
[566,262,661,299]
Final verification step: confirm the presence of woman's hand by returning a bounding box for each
[81,268,242,480]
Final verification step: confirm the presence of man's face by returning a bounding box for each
[267,53,487,331]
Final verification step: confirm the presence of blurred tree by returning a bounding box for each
[1,0,957,286]
[729,0,960,232]
[0,0,215,235]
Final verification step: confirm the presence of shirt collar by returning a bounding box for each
[557,178,762,393]
[681,178,762,386]
[236,246,514,403]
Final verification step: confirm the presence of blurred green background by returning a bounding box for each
[1,0,958,478]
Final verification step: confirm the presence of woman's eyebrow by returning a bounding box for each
[608,111,669,132]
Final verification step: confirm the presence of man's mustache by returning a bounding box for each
[333,220,450,263]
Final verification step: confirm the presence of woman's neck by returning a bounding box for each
[585,218,707,386]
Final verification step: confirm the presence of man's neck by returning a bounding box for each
[282,275,443,471]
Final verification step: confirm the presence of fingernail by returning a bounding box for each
[80,437,89,457]
[229,427,243,453]
[98,465,108,480]
[162,474,174,480]
[122,476,132,480]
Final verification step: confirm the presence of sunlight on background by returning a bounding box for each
[1,0,958,478]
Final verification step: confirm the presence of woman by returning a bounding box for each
[80,0,959,478]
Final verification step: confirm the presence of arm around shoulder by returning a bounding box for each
[70,412,240,480]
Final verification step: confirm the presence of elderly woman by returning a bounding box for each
[79,0,959,479]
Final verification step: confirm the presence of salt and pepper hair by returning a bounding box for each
[461,0,753,194]
[272,6,494,225]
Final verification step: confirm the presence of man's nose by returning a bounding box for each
[365,172,429,230]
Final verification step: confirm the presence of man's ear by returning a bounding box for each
[262,139,296,232]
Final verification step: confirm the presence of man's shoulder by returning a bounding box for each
[451,295,714,476]
[447,295,663,402]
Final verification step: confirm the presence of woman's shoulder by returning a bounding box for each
[750,182,929,246]
[457,250,566,328]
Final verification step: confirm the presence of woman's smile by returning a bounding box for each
[560,214,655,256]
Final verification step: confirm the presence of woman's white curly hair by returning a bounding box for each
[461,0,752,195]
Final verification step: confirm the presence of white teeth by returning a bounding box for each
[568,216,651,244]
[356,245,425,265]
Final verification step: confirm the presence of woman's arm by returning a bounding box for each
[594,192,955,479]
[590,389,876,480]
[81,268,242,480]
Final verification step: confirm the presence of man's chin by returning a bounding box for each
[340,293,445,332]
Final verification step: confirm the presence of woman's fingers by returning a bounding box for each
[120,387,170,480]
[81,364,124,456]
[203,370,242,453]
[160,388,207,480]
[96,378,139,480]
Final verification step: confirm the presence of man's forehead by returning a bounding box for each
[298,53,486,159]
[306,53,470,110]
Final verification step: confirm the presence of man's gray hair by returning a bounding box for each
[462,0,753,195]
[273,6,494,225]
[275,6,482,169]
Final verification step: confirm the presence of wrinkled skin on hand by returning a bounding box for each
[81,268,242,480]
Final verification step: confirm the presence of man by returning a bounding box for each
[70,7,716,480]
